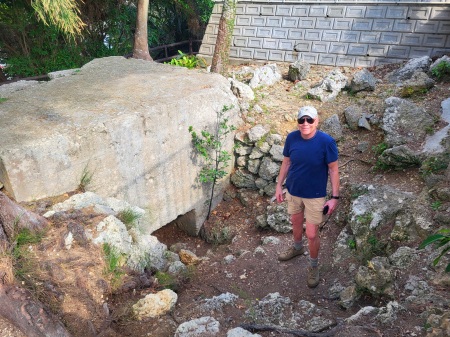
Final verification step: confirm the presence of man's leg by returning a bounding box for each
[305,222,320,288]
[278,211,305,261]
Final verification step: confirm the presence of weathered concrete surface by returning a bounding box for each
[0,56,240,234]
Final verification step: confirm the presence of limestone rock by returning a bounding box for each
[133,289,177,320]
[249,64,282,89]
[175,316,220,337]
[179,249,201,265]
[288,60,311,82]
[349,68,376,92]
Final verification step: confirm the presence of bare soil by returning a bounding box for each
[1,62,449,337]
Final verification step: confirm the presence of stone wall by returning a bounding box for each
[199,0,450,67]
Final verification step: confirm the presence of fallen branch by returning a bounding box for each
[239,321,341,337]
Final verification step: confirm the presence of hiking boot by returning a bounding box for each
[278,246,306,261]
[307,266,319,288]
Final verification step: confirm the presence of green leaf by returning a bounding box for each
[419,234,445,249]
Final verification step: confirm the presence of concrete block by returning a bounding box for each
[439,21,450,34]
[285,51,298,63]
[329,43,349,54]
[414,21,439,33]
[316,18,334,29]
[305,30,323,41]
[386,7,408,19]
[300,53,319,64]
[240,49,254,59]
[373,19,394,31]
[236,4,245,15]
[205,25,216,35]
[346,6,366,18]
[365,6,387,19]
[322,30,341,42]
[375,58,403,66]
[263,38,278,49]
[299,18,316,29]
[447,37,450,48]
[318,54,336,66]
[294,41,312,52]
[229,47,239,58]
[360,32,380,44]
[368,45,388,57]
[273,28,288,39]
[252,17,267,26]
[248,38,263,48]
[254,49,269,60]
[387,45,411,58]
[276,6,292,16]
[328,6,345,18]
[430,8,450,20]
[334,19,353,30]
[206,35,217,44]
[261,5,276,16]
[279,40,294,50]
[199,44,213,55]
[393,20,416,32]
[213,3,222,15]
[209,14,221,25]
[288,29,304,40]
[312,42,329,53]
[292,6,309,17]
[282,17,299,28]
[269,50,285,61]
[355,57,375,68]
[246,5,261,15]
[423,35,448,47]
[310,6,327,17]
[242,27,257,37]
[233,37,248,48]
[408,7,431,20]
[341,31,360,43]
[400,34,423,46]
[233,27,242,36]
[237,16,251,26]
[432,49,450,58]
[409,47,432,58]
[352,19,373,31]
[380,32,402,44]
[336,56,355,67]
[256,27,272,38]
[267,17,282,27]
[348,44,369,56]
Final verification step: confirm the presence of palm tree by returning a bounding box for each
[132,0,153,60]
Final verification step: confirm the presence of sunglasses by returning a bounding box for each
[298,117,315,124]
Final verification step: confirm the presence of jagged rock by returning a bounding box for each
[269,144,284,162]
[288,60,311,82]
[425,311,450,337]
[339,285,359,309]
[266,203,291,233]
[249,64,282,89]
[375,301,404,325]
[230,169,257,189]
[429,55,450,75]
[255,141,271,154]
[255,178,269,190]
[382,97,434,147]
[179,249,201,265]
[320,114,343,141]
[133,289,177,320]
[389,246,418,268]
[227,327,261,337]
[344,105,363,130]
[355,257,395,298]
[263,183,276,197]
[258,157,280,181]
[266,133,283,145]
[202,292,238,312]
[388,56,432,83]
[261,236,280,245]
[398,71,435,98]
[332,228,355,263]
[247,159,261,174]
[307,69,348,102]
[378,145,421,168]
[358,114,372,131]
[357,141,370,152]
[305,316,335,332]
[167,261,187,275]
[247,125,269,143]
[229,78,255,101]
[245,292,294,327]
[249,147,264,159]
[348,68,377,92]
[328,280,345,300]
[255,214,268,229]
[175,316,220,337]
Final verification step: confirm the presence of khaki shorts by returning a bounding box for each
[285,191,325,225]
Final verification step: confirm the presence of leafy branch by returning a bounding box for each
[189,105,236,219]
[419,229,450,273]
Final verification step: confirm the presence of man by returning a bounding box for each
[275,106,340,288]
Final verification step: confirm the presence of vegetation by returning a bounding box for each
[117,208,142,230]
[103,243,126,288]
[78,165,93,192]
[189,105,236,219]
[431,60,450,80]
[166,50,206,69]
[419,229,450,273]
[420,155,450,177]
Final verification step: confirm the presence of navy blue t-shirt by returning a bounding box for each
[283,130,338,198]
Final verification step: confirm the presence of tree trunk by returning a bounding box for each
[132,0,153,61]
[210,0,237,75]
[0,284,72,337]
[0,67,7,82]
[0,191,48,247]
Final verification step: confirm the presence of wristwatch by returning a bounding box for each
[331,196,340,199]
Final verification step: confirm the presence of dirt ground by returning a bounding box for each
[1,61,449,337]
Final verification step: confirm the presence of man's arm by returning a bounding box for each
[325,160,340,214]
[275,156,291,203]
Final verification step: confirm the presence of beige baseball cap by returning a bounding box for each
[297,106,318,119]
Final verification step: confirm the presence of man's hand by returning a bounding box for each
[275,185,286,203]
[323,198,339,215]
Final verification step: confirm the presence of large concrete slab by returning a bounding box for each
[0,56,239,234]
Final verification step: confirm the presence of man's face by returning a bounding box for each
[297,115,318,139]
